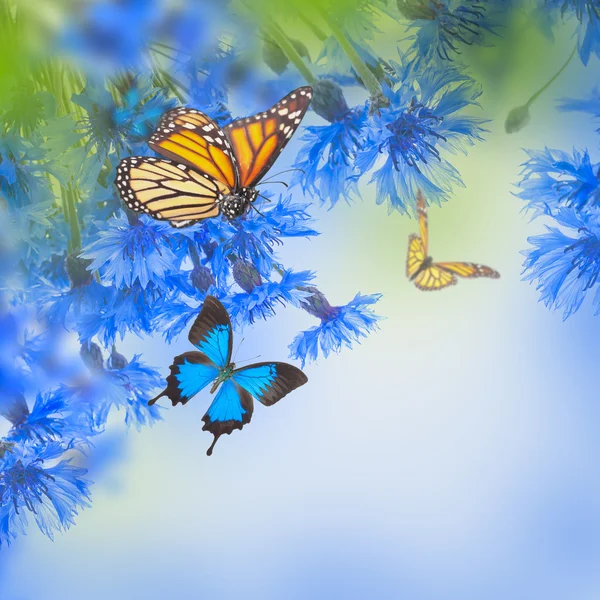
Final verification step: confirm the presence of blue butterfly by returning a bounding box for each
[150,295,308,455]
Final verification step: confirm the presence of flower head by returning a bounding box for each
[81,211,181,291]
[0,440,91,547]
[516,147,600,216]
[294,95,367,207]
[399,0,505,61]
[229,269,314,325]
[522,207,600,319]
[356,57,485,213]
[289,291,382,366]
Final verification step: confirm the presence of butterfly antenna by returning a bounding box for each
[233,337,245,362]
[236,354,262,365]
[262,168,305,182]
[255,180,289,188]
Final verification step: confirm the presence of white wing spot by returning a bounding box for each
[291,93,297,99]
[278,108,289,116]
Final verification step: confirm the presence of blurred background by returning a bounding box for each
[2,1,600,599]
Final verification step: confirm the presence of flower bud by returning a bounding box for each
[397,0,436,20]
[0,393,29,427]
[108,345,128,370]
[233,260,262,293]
[190,264,216,293]
[66,254,93,288]
[299,287,337,320]
[505,104,531,134]
[80,342,104,372]
[312,79,350,123]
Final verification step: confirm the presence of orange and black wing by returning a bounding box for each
[115,156,229,228]
[436,262,500,279]
[224,86,313,188]
[148,108,238,190]
[413,265,457,291]
[406,234,426,279]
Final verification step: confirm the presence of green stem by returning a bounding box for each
[318,9,382,99]
[263,21,317,86]
[524,44,577,108]
[298,11,328,41]
[65,184,82,252]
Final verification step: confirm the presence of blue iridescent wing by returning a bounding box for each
[149,352,220,406]
[188,296,232,370]
[201,379,253,456]
[232,362,307,406]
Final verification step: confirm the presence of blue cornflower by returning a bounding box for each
[294,80,367,207]
[542,0,600,65]
[289,290,382,366]
[73,82,175,159]
[0,440,91,547]
[522,207,600,319]
[516,147,600,215]
[356,57,486,213]
[195,196,318,278]
[81,211,180,290]
[399,0,506,61]
[229,267,314,325]
[559,87,600,127]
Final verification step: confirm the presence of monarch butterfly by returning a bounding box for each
[407,191,500,291]
[115,87,313,228]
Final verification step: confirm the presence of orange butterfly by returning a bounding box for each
[115,87,313,228]
[406,191,500,290]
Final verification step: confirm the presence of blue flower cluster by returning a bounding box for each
[2,0,399,547]
[518,144,600,319]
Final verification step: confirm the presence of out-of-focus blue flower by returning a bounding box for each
[399,0,505,61]
[0,440,91,547]
[61,344,161,431]
[229,268,314,325]
[522,207,600,319]
[73,82,175,159]
[81,211,180,290]
[289,291,382,366]
[516,147,600,215]
[356,57,485,213]
[541,0,600,65]
[0,133,52,209]
[294,81,367,206]
[559,87,600,127]
[318,3,381,78]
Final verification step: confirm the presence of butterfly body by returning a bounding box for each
[116,87,313,227]
[150,296,307,455]
[406,191,500,290]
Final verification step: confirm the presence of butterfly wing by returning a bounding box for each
[407,234,426,279]
[149,352,220,406]
[148,108,238,190]
[436,262,500,279]
[115,157,227,228]
[413,265,457,291]
[224,86,313,188]
[188,295,233,369]
[416,189,429,255]
[232,362,307,406]
[202,379,254,456]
